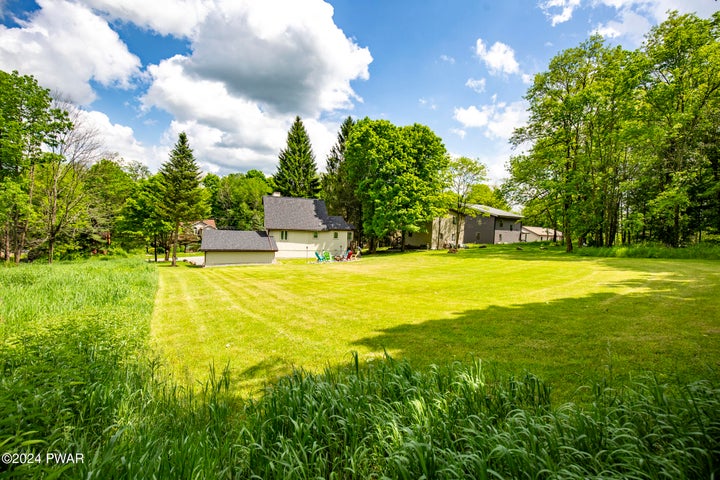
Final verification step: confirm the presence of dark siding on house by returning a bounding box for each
[463,215,495,244]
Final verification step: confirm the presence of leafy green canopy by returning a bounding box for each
[345,118,449,248]
[507,11,720,249]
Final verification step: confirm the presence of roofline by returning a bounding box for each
[201,248,278,252]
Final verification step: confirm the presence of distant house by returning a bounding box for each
[200,229,277,266]
[404,213,465,249]
[463,205,523,244]
[191,219,216,237]
[521,226,563,243]
[263,194,354,259]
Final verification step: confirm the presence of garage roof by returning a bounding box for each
[200,229,278,252]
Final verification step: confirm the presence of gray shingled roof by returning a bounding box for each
[200,229,278,252]
[263,195,353,231]
[468,204,523,220]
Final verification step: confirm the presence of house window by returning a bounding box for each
[510,224,513,231]
[347,232,353,241]
[313,232,318,239]
[334,232,339,239]
[408,232,413,238]
[499,220,504,228]
[281,231,288,240]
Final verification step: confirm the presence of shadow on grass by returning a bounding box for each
[209,250,719,401]
[348,277,719,402]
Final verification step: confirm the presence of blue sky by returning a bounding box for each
[1,0,718,181]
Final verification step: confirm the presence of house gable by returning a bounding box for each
[262,195,354,258]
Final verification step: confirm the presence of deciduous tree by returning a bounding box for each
[345,118,449,251]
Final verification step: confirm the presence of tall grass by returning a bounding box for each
[573,242,720,260]
[1,258,718,478]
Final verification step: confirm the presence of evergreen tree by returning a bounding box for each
[274,116,320,198]
[159,132,208,266]
[322,116,362,233]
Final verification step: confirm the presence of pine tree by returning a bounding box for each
[322,116,361,228]
[274,116,320,198]
[159,132,208,266]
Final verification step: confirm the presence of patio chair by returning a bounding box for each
[315,251,325,262]
[323,250,332,262]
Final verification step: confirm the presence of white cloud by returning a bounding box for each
[592,0,720,46]
[594,0,720,23]
[465,78,487,93]
[454,105,493,129]
[450,128,467,140]
[440,54,456,64]
[419,98,438,110]
[133,0,373,174]
[0,0,141,104]
[539,0,581,26]
[186,0,372,116]
[80,109,156,167]
[475,38,520,76]
[594,8,651,45]
[81,0,213,37]
[454,100,529,140]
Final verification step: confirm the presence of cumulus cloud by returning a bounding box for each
[475,38,520,76]
[453,100,529,140]
[539,0,581,26]
[133,0,373,173]
[186,0,372,116]
[0,0,141,104]
[81,0,212,37]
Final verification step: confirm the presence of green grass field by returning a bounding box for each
[152,245,720,400]
[2,250,718,478]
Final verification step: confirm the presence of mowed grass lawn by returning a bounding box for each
[152,246,720,400]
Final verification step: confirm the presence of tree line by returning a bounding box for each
[507,11,720,250]
[1,84,500,263]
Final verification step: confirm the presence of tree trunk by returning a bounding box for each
[455,212,463,248]
[171,223,179,266]
[15,164,36,263]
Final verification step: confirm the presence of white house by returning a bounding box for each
[263,194,354,259]
[521,226,563,243]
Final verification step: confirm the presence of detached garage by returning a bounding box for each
[200,229,278,266]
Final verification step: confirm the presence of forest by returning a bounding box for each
[1,11,718,262]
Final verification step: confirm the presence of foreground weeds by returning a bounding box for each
[1,258,718,478]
